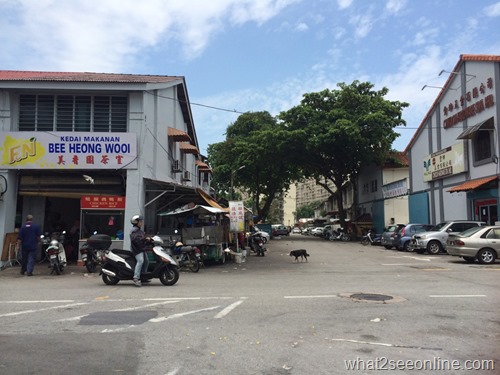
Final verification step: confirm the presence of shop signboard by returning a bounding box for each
[229,201,244,232]
[81,195,126,209]
[0,132,137,169]
[422,142,467,182]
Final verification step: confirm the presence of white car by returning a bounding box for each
[446,225,499,264]
[253,226,270,243]
[311,227,325,236]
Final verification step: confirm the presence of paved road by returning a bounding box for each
[0,235,498,374]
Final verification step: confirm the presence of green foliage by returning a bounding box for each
[207,111,302,222]
[295,201,322,220]
[278,81,408,226]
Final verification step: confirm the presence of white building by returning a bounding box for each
[0,70,214,265]
[405,54,499,225]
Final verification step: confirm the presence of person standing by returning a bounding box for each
[130,215,149,287]
[17,214,42,276]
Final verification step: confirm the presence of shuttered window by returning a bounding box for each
[18,94,127,132]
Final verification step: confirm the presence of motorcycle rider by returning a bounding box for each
[130,215,150,287]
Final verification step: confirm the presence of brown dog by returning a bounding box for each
[289,249,310,262]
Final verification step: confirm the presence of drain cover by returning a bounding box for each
[351,293,393,302]
[339,292,407,304]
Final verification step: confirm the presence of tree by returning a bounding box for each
[207,111,302,222]
[295,201,322,221]
[279,81,408,228]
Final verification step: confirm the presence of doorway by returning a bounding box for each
[475,199,498,225]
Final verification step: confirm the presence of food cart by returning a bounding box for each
[158,205,229,264]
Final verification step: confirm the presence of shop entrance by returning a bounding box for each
[44,197,81,262]
[475,199,498,225]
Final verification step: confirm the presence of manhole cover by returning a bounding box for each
[339,292,407,304]
[351,293,393,302]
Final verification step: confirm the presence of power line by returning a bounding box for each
[144,90,245,114]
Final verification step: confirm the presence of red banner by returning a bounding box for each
[81,196,126,209]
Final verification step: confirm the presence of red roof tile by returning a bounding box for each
[448,176,498,193]
[0,70,182,83]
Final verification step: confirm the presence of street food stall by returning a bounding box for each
[158,204,229,264]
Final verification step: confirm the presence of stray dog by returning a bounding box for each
[289,249,310,262]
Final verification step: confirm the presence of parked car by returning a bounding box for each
[395,224,434,251]
[446,225,499,264]
[253,226,270,243]
[408,220,486,255]
[292,227,301,234]
[311,227,325,236]
[272,225,289,237]
[380,224,405,249]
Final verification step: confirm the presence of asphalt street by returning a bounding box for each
[0,234,498,375]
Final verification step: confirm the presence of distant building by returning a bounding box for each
[405,54,499,225]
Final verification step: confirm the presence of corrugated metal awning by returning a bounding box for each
[457,119,493,140]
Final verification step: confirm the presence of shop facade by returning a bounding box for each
[0,71,213,265]
[406,54,500,225]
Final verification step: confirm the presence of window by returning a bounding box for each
[472,118,494,165]
[371,180,377,192]
[18,94,127,132]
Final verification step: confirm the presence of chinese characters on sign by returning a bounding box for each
[81,196,126,209]
[229,201,245,232]
[422,142,467,182]
[442,77,495,129]
[0,132,137,169]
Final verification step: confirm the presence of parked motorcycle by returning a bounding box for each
[166,241,201,273]
[329,228,350,241]
[250,232,266,256]
[44,234,67,275]
[100,235,179,286]
[80,234,111,273]
[361,230,382,246]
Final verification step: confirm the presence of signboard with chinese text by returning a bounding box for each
[229,201,245,232]
[81,196,126,209]
[422,142,467,182]
[0,132,137,169]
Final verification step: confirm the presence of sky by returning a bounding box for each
[1,0,500,155]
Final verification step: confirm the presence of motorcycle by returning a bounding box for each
[166,241,201,273]
[80,233,111,273]
[329,228,350,241]
[44,234,67,275]
[250,232,266,256]
[361,230,382,246]
[100,235,179,286]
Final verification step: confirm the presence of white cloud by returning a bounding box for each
[385,0,407,14]
[483,1,500,16]
[295,22,309,31]
[337,0,353,10]
[349,13,373,39]
[2,0,300,71]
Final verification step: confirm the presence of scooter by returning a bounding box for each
[80,233,111,273]
[329,228,350,242]
[361,230,382,246]
[250,232,266,256]
[100,235,179,286]
[44,235,67,275]
[166,241,201,273]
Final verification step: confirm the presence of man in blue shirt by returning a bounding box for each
[17,214,42,276]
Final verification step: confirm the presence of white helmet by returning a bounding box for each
[131,215,144,225]
[175,241,183,247]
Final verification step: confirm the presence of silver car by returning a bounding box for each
[446,225,499,264]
